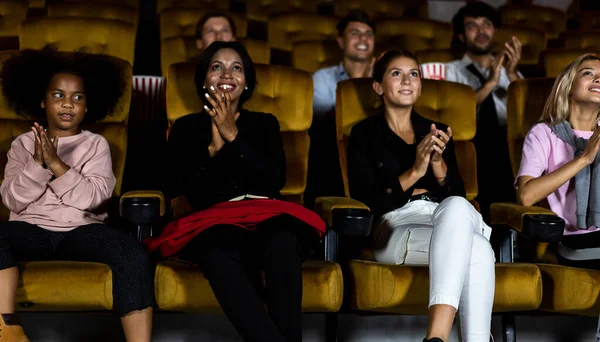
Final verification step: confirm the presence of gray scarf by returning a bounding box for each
[551,121,600,230]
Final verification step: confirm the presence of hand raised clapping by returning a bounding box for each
[204,85,240,143]
[412,124,452,177]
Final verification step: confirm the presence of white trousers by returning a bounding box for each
[372,196,495,342]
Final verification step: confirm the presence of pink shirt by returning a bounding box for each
[517,123,599,235]
[0,130,116,231]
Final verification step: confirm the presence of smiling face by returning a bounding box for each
[196,16,235,50]
[41,72,86,136]
[373,56,421,108]
[570,59,600,106]
[204,48,246,109]
[461,16,496,55]
[338,21,375,62]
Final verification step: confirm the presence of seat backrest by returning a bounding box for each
[159,8,246,41]
[377,18,452,53]
[334,0,408,19]
[542,48,600,77]
[292,40,343,74]
[561,30,600,50]
[579,11,600,31]
[166,62,313,203]
[0,51,132,220]
[500,5,566,40]
[247,0,320,22]
[494,25,547,65]
[506,78,555,178]
[415,48,457,64]
[64,0,139,8]
[160,36,269,76]
[157,0,229,14]
[268,13,338,52]
[47,2,139,27]
[335,78,477,201]
[19,17,137,66]
[0,0,27,37]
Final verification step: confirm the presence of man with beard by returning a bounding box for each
[312,10,376,118]
[305,11,376,207]
[445,2,522,223]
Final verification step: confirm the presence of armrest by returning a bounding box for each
[314,197,372,237]
[120,190,165,225]
[490,202,564,242]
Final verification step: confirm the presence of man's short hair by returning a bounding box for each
[336,10,376,37]
[452,2,501,37]
[195,12,237,39]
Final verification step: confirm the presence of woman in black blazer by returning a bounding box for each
[347,50,495,342]
[156,41,321,342]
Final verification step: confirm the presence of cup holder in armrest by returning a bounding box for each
[522,214,565,243]
[331,208,373,237]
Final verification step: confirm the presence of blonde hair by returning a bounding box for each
[541,53,600,125]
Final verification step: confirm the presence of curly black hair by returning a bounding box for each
[0,46,126,122]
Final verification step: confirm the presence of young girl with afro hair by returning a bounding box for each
[0,47,155,342]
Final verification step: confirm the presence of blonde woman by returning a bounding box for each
[517,54,600,268]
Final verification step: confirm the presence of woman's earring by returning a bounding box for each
[85,108,88,113]
[202,85,207,89]
[244,86,248,90]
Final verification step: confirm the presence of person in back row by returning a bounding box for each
[305,10,377,207]
[445,2,523,222]
[0,48,155,342]
[195,11,236,51]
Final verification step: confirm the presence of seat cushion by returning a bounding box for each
[155,260,343,313]
[16,261,113,311]
[348,260,541,314]
[538,263,600,316]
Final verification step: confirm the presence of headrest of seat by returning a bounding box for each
[543,48,600,77]
[292,40,343,73]
[507,77,556,141]
[157,0,229,14]
[159,8,247,41]
[19,17,136,65]
[0,0,27,37]
[268,13,338,51]
[335,0,406,18]
[47,2,139,26]
[0,50,132,123]
[336,78,476,141]
[494,25,546,64]
[167,62,312,132]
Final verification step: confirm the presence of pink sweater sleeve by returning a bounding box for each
[516,123,551,183]
[0,136,53,214]
[48,137,116,211]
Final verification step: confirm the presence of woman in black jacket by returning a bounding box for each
[158,41,321,342]
[347,50,495,342]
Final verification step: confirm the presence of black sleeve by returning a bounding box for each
[435,137,466,198]
[165,115,215,201]
[347,125,412,217]
[217,113,287,194]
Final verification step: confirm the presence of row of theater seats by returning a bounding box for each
[1,0,596,78]
[2,46,598,340]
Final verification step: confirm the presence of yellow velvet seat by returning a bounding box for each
[157,0,229,14]
[292,40,342,74]
[161,36,270,76]
[267,13,338,53]
[561,30,600,50]
[19,17,137,66]
[156,260,343,313]
[47,2,139,27]
[247,0,320,23]
[0,0,27,50]
[500,5,566,40]
[415,48,456,64]
[542,48,600,77]
[0,51,149,312]
[162,61,344,312]
[334,0,410,19]
[377,18,452,54]
[349,261,541,313]
[491,77,600,317]
[64,0,138,9]
[494,25,547,66]
[336,77,543,316]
